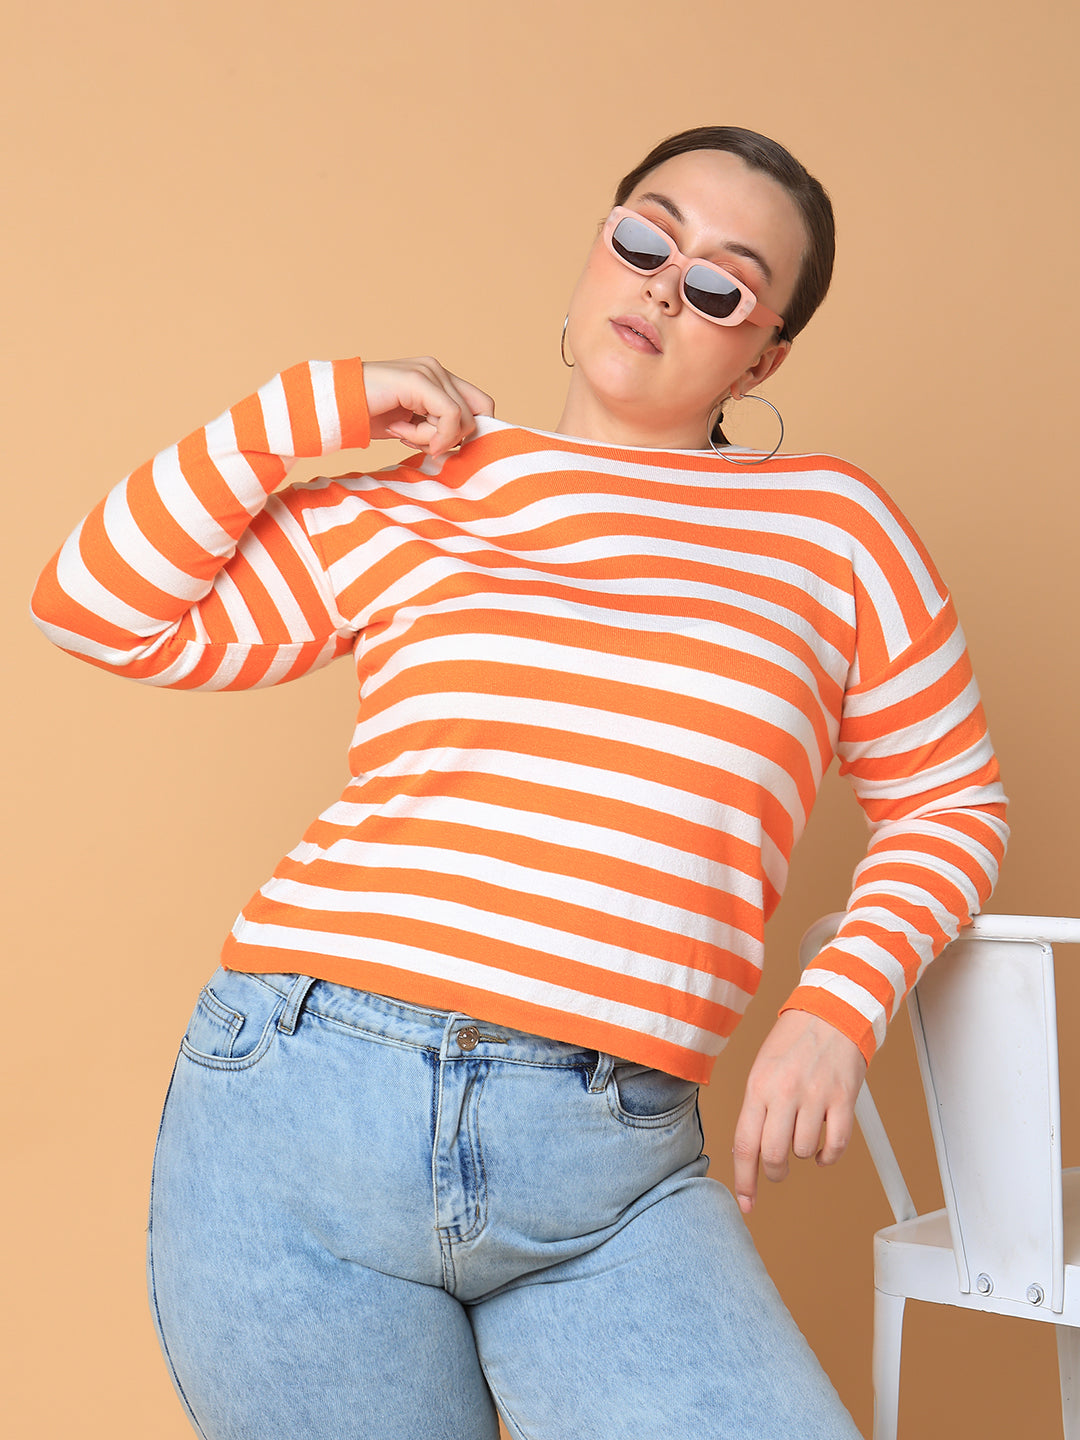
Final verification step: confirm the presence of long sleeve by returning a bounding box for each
[781,592,1008,1062]
[30,358,371,690]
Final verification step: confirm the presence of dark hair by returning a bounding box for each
[613,125,835,344]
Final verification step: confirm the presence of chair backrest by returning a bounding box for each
[909,933,1064,1313]
[798,914,1079,1316]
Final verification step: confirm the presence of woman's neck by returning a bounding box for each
[554,386,712,452]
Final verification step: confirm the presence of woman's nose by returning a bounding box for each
[642,264,682,312]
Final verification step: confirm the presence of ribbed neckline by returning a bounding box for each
[469,414,756,462]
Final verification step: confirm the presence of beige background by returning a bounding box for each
[4,0,1077,1435]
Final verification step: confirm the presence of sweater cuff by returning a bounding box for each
[333,356,371,449]
[779,987,879,1065]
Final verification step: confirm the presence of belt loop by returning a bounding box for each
[277,975,317,1035]
[588,1051,614,1093]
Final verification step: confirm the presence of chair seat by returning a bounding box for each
[874,1166,1080,1326]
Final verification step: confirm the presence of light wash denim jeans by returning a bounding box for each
[147,967,862,1439]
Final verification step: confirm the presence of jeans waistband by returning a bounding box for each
[244,969,610,1081]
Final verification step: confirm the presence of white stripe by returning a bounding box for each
[310,797,764,911]
[309,360,341,451]
[350,690,810,830]
[29,615,167,668]
[53,520,164,635]
[127,638,206,686]
[262,877,756,1015]
[268,495,354,629]
[363,630,827,766]
[151,444,237,556]
[212,570,259,640]
[853,847,985,900]
[102,481,207,601]
[842,617,965,717]
[286,838,755,947]
[464,439,943,614]
[356,581,851,685]
[797,967,888,1047]
[337,743,787,892]
[841,879,957,936]
[251,646,305,687]
[186,646,248,690]
[850,739,1001,810]
[235,528,315,641]
[864,819,1001,878]
[257,372,294,456]
[840,679,983,761]
[326,529,856,620]
[805,937,907,1006]
[203,410,271,513]
[819,909,941,986]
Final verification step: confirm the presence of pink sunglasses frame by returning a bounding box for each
[602,206,784,331]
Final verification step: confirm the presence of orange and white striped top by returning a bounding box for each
[31,358,1008,1082]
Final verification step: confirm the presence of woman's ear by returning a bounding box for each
[732,337,792,399]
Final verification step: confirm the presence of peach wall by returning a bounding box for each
[5,0,1077,1435]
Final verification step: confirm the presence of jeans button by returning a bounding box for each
[457,1025,480,1052]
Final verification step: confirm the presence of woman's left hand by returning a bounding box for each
[731,1011,867,1215]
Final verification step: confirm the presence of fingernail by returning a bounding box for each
[737,1194,753,1214]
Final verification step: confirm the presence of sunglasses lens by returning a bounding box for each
[611,215,670,272]
[684,264,742,320]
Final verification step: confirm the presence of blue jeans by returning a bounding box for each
[147,967,862,1439]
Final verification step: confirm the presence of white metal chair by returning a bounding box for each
[799,914,1080,1439]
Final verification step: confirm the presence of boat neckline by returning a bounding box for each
[468,414,760,459]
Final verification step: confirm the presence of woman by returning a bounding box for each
[31,126,1007,1438]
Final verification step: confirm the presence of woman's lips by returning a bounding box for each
[610,316,662,354]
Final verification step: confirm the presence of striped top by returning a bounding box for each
[31,358,1008,1082]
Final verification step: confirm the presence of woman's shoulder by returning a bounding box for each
[754,448,930,542]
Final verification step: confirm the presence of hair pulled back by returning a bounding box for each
[613,126,835,343]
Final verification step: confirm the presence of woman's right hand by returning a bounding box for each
[362,358,495,458]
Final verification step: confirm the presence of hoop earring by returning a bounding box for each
[707,393,784,465]
[560,314,574,368]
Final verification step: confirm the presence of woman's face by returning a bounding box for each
[559,149,807,449]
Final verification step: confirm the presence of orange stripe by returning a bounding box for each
[272,853,758,984]
[841,901,951,954]
[347,718,796,857]
[176,428,257,539]
[125,458,222,582]
[279,361,323,457]
[257,504,340,637]
[79,504,193,622]
[333,357,371,449]
[810,943,900,1012]
[31,557,142,653]
[331,768,763,876]
[230,389,271,454]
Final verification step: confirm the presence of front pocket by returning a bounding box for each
[180,968,291,1071]
[606,1060,700,1129]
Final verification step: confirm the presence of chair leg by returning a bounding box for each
[1059,1324,1080,1439]
[873,1289,906,1440]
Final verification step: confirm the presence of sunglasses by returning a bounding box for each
[602,207,784,331]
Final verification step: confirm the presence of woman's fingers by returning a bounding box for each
[816,1103,855,1167]
[362,358,495,455]
[732,1011,866,1214]
[453,373,497,419]
[731,1096,767,1213]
